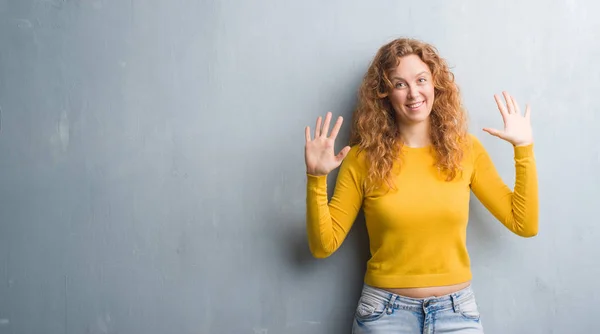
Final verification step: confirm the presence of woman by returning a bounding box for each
[304,38,538,333]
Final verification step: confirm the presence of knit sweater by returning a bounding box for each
[306,134,538,288]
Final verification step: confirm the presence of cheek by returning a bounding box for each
[389,91,407,107]
[426,85,435,99]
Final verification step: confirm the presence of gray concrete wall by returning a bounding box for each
[0,1,598,333]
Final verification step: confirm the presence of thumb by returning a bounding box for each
[482,128,504,139]
[336,146,352,162]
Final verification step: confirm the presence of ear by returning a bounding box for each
[377,77,392,99]
[377,90,389,99]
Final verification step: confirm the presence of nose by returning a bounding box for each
[407,85,419,100]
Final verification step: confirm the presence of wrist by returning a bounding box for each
[513,141,533,147]
[306,169,327,176]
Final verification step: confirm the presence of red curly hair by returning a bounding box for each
[349,38,468,192]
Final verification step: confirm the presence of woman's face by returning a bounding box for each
[387,54,435,126]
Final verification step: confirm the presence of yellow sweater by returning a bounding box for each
[306,134,538,288]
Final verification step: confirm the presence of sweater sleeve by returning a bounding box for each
[306,146,366,258]
[469,135,539,237]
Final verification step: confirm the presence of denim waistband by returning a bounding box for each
[361,284,475,313]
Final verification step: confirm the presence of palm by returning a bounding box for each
[483,92,533,146]
[305,112,351,176]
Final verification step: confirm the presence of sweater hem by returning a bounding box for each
[364,270,473,289]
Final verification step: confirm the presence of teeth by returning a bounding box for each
[408,101,423,108]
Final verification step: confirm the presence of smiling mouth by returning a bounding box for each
[406,101,424,109]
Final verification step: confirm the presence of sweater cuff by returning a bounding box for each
[514,143,534,159]
[306,173,327,189]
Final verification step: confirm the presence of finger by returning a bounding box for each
[305,126,311,142]
[321,112,332,137]
[503,91,515,114]
[482,127,503,139]
[494,94,509,119]
[524,103,531,121]
[511,95,521,115]
[336,146,352,162]
[328,116,344,139]
[315,116,322,138]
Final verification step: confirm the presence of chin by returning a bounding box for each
[404,112,431,124]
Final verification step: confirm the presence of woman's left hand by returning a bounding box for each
[483,91,533,146]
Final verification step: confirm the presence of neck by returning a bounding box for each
[398,120,431,148]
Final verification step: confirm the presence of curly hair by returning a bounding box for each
[349,38,468,193]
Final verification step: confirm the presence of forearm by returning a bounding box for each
[508,144,539,236]
[471,136,539,237]
[306,167,364,257]
[306,174,340,258]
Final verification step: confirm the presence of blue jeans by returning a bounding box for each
[352,284,484,333]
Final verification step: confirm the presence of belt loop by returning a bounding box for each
[386,294,396,314]
[451,294,460,313]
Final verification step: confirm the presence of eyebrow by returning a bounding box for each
[391,71,430,81]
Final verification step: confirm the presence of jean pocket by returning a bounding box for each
[354,293,388,323]
[458,297,481,321]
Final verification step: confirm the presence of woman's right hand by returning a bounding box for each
[304,112,351,176]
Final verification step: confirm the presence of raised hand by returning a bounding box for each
[483,91,533,147]
[305,112,351,176]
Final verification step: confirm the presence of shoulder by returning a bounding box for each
[341,145,369,172]
[466,133,481,145]
[463,133,491,162]
[346,145,367,163]
[465,133,486,151]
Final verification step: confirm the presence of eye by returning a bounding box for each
[418,78,427,83]
[394,82,405,89]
